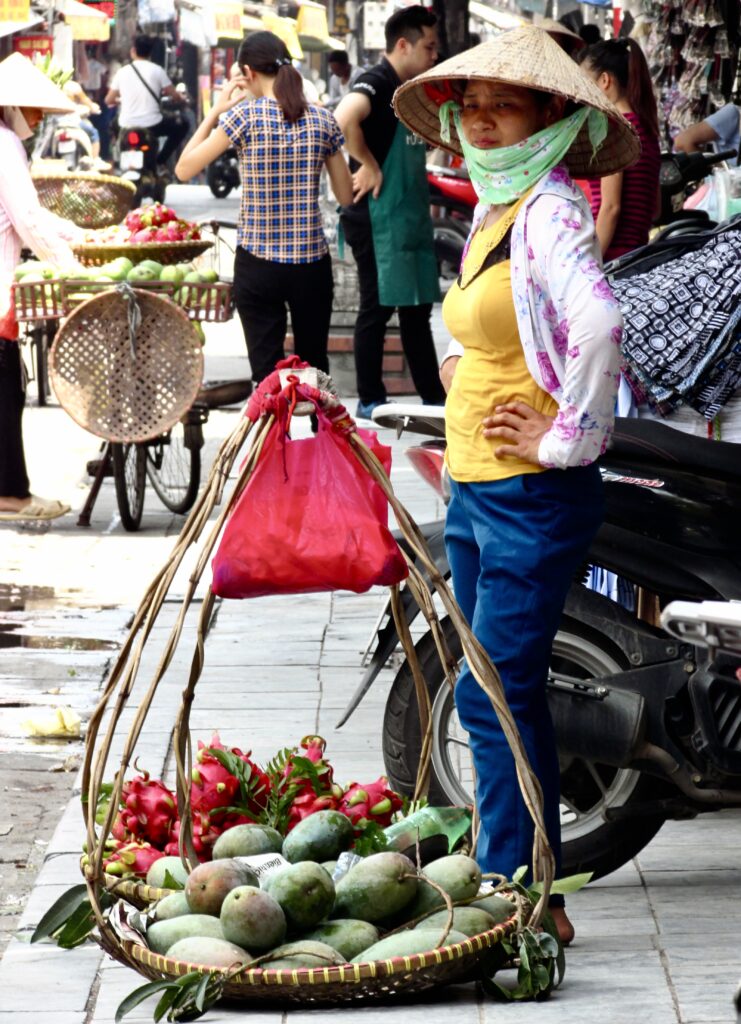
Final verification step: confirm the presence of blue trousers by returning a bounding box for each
[444,467,604,903]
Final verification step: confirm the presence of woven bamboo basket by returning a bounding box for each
[49,286,203,443]
[98,918,519,1006]
[32,171,136,229]
[73,240,212,267]
[79,375,554,1005]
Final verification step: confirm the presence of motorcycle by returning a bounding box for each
[114,125,167,204]
[425,147,735,282]
[208,147,240,199]
[340,200,741,880]
[34,113,93,171]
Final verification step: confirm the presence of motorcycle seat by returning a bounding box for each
[608,417,741,480]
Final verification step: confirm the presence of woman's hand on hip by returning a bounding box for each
[482,402,554,465]
[352,163,383,201]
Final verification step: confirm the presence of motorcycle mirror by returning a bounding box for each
[370,402,446,439]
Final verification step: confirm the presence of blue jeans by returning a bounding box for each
[444,467,604,904]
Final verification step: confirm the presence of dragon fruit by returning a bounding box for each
[338,777,404,831]
[193,734,270,824]
[103,840,165,879]
[111,771,178,847]
[165,812,223,862]
[279,735,343,832]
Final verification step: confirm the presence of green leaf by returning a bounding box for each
[511,865,528,885]
[194,973,213,1012]
[162,870,185,891]
[154,987,182,1023]
[115,981,177,1022]
[31,885,89,944]
[351,821,388,857]
[529,871,592,896]
[56,901,96,948]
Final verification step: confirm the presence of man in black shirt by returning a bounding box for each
[336,6,446,418]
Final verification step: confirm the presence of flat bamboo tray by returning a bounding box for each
[33,171,136,229]
[73,240,212,267]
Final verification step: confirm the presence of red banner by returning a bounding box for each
[13,34,53,60]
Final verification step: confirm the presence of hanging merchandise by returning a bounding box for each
[138,0,176,26]
[641,0,741,141]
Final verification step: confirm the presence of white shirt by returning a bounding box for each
[111,60,171,128]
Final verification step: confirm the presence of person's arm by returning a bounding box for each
[674,120,718,154]
[594,170,623,255]
[334,91,382,201]
[104,85,119,108]
[326,150,353,206]
[174,77,247,181]
[162,83,186,106]
[484,196,621,467]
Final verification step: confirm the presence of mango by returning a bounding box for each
[199,268,219,284]
[282,810,354,864]
[146,856,190,889]
[152,892,190,922]
[303,919,379,962]
[185,859,258,916]
[470,893,517,924]
[350,928,469,963]
[334,852,417,923]
[138,259,163,276]
[220,886,286,953]
[167,936,251,969]
[265,861,335,931]
[261,940,345,970]
[212,824,282,860]
[413,906,497,938]
[127,265,158,283]
[406,855,482,919]
[160,264,184,285]
[147,914,224,954]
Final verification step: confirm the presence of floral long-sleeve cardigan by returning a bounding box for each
[445,163,623,470]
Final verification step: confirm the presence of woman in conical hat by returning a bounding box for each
[394,26,640,943]
[0,53,81,523]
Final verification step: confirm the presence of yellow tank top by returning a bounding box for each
[443,197,558,483]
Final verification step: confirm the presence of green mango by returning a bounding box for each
[281,810,354,864]
[406,855,482,920]
[334,852,417,924]
[151,892,190,922]
[199,268,219,284]
[265,861,335,932]
[185,859,259,917]
[138,259,163,275]
[302,919,379,962]
[212,823,282,860]
[220,886,286,953]
[167,936,252,968]
[413,906,498,937]
[261,940,344,970]
[350,928,469,963]
[127,265,158,283]
[146,856,190,890]
[159,264,184,285]
[468,892,517,924]
[147,914,225,954]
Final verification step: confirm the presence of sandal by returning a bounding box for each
[0,496,70,522]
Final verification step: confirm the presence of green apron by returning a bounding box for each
[369,122,441,308]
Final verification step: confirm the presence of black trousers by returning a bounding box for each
[341,207,446,406]
[233,247,332,383]
[0,339,30,499]
[151,115,188,166]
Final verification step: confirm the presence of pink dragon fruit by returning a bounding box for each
[285,790,340,833]
[193,734,270,823]
[104,840,165,879]
[165,812,222,862]
[338,777,404,831]
[280,735,343,832]
[111,771,178,847]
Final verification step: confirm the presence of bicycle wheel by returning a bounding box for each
[145,418,202,514]
[111,442,147,531]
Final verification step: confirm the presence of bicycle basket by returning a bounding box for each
[32,171,136,229]
[49,287,203,443]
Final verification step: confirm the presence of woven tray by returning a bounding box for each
[73,240,212,267]
[12,279,65,321]
[104,916,518,1006]
[50,288,204,443]
[62,278,175,311]
[33,171,136,228]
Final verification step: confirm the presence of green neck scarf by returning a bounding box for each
[439,100,607,205]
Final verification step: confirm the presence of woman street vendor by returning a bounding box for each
[394,27,639,943]
[0,53,82,523]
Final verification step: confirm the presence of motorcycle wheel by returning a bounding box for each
[207,165,233,199]
[382,614,667,880]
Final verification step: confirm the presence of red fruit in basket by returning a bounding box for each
[285,790,340,832]
[125,211,143,233]
[104,840,165,878]
[338,777,403,830]
[165,813,223,862]
[131,227,157,244]
[113,771,178,847]
[194,734,271,822]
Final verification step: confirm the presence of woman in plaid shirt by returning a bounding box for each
[176,32,352,383]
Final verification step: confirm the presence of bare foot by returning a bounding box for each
[550,906,575,946]
[0,496,32,513]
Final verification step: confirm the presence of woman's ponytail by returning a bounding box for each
[578,38,659,140]
[237,31,308,124]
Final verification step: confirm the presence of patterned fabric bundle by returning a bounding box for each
[613,228,741,419]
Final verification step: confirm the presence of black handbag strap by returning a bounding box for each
[129,61,162,108]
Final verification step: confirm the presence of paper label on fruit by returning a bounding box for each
[235,852,290,884]
[278,367,318,389]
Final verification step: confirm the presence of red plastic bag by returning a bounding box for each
[211,396,408,599]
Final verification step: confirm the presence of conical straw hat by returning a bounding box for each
[0,54,76,114]
[538,18,586,51]
[393,26,640,177]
